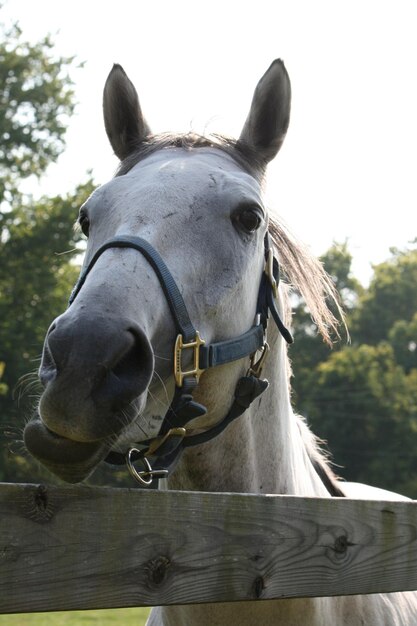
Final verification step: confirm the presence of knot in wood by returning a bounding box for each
[28,485,55,523]
[147,556,171,586]
[254,576,265,598]
[334,535,350,554]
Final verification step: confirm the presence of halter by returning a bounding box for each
[69,233,293,487]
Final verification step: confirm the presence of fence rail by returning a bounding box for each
[1,482,417,614]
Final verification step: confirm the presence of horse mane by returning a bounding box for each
[116,132,345,344]
[268,216,345,345]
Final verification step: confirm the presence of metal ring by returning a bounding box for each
[126,448,168,486]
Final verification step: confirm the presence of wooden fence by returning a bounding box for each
[1,482,417,614]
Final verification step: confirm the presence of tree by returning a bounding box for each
[319,241,363,310]
[388,313,417,374]
[0,184,96,482]
[351,246,417,345]
[289,243,417,497]
[290,242,359,406]
[0,20,77,204]
[0,19,94,482]
[307,343,417,495]
[0,362,7,396]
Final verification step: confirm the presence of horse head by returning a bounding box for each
[24,60,291,483]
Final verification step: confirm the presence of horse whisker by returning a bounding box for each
[151,370,170,406]
[153,353,171,362]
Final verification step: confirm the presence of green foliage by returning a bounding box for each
[0,21,77,202]
[351,247,417,345]
[0,185,89,367]
[0,361,7,395]
[309,343,417,493]
[388,313,417,373]
[0,16,94,482]
[0,607,150,626]
[290,242,357,406]
[320,241,363,309]
[291,242,417,497]
[0,182,94,482]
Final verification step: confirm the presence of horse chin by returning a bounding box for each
[24,414,109,483]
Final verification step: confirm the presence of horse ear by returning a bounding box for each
[103,64,151,160]
[239,59,291,165]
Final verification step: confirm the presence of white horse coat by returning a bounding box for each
[25,61,417,625]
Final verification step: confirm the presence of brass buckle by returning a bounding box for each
[146,427,186,456]
[265,249,278,298]
[248,342,270,378]
[174,332,206,387]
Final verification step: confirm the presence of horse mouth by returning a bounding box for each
[24,414,109,483]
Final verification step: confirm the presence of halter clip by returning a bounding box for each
[126,449,169,486]
[248,342,270,378]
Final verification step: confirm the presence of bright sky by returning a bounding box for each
[2,0,416,283]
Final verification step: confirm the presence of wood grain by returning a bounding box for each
[0,483,416,614]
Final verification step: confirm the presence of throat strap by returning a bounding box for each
[106,375,269,477]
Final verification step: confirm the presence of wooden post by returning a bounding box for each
[1,483,417,614]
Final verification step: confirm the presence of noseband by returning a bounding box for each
[69,233,292,487]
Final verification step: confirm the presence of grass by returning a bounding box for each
[0,608,151,625]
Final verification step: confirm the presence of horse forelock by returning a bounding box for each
[115,131,345,345]
[115,132,264,179]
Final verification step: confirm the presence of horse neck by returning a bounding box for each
[168,323,329,497]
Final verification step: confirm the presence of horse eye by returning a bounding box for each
[79,212,90,237]
[234,207,263,234]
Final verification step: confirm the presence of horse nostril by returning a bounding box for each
[96,328,154,406]
[38,315,155,437]
[114,331,153,386]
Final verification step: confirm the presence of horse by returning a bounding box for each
[24,60,417,625]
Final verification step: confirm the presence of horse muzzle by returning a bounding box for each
[23,311,155,481]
